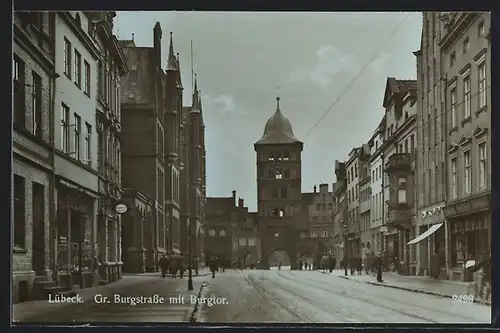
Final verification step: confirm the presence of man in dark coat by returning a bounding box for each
[342,255,348,276]
[158,255,169,278]
[375,253,383,282]
[209,257,217,278]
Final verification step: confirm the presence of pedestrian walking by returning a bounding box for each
[210,257,217,278]
[158,255,169,278]
[375,253,383,282]
[470,251,491,301]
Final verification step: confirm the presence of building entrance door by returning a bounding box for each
[32,182,45,275]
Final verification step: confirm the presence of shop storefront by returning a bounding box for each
[409,203,445,277]
[55,179,98,289]
[444,192,490,282]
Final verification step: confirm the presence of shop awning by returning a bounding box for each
[407,223,443,245]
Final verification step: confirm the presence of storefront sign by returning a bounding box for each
[420,205,443,219]
[115,204,128,214]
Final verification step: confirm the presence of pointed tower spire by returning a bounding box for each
[192,74,199,109]
[167,32,176,71]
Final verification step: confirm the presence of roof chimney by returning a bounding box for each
[238,198,244,208]
[232,190,236,206]
[314,185,317,193]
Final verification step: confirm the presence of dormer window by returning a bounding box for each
[75,13,81,28]
[462,37,469,54]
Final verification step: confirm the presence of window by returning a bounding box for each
[31,71,42,137]
[478,21,485,38]
[97,61,103,99]
[73,114,81,159]
[41,11,50,35]
[209,228,216,236]
[13,175,26,249]
[280,188,287,199]
[283,169,290,178]
[84,123,92,166]
[450,52,456,67]
[74,50,81,87]
[311,230,317,238]
[451,88,457,127]
[427,91,431,115]
[478,62,486,109]
[320,230,328,238]
[84,61,90,96]
[410,135,415,151]
[13,56,26,128]
[268,152,274,160]
[61,103,70,153]
[238,237,247,246]
[464,151,471,194]
[97,123,103,173]
[64,38,72,78]
[398,189,407,204]
[316,204,321,211]
[479,143,487,189]
[300,231,307,238]
[248,237,256,246]
[464,76,471,118]
[463,37,469,54]
[283,151,290,160]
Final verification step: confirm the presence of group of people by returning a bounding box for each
[341,252,384,282]
[157,253,200,278]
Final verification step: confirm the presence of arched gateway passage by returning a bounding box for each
[268,250,292,270]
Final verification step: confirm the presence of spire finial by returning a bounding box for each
[276,85,280,109]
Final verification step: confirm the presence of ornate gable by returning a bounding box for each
[458,135,472,146]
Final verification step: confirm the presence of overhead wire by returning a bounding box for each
[303,12,413,140]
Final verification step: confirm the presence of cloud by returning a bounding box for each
[288,45,357,88]
[202,94,247,116]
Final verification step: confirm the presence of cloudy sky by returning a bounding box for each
[115,12,422,211]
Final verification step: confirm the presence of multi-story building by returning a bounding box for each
[88,11,129,283]
[234,199,260,268]
[254,97,303,269]
[440,12,491,281]
[345,148,361,258]
[307,184,336,263]
[204,191,237,268]
[380,77,418,274]
[333,161,347,261]
[13,11,57,302]
[368,120,385,255]
[53,11,103,289]
[119,23,166,272]
[164,32,183,255]
[413,12,448,277]
[358,144,372,258]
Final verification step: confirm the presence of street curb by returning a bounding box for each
[189,281,208,323]
[322,271,491,306]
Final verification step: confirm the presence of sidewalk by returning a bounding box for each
[13,274,208,323]
[319,269,491,306]
[123,266,212,278]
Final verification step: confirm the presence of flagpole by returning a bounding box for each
[191,40,194,94]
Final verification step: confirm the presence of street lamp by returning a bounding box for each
[187,218,193,291]
[342,221,348,276]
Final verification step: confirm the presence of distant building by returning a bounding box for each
[333,161,348,261]
[254,97,303,269]
[358,144,372,258]
[368,120,386,255]
[345,147,361,258]
[234,200,260,268]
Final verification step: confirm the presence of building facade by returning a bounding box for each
[334,161,347,262]
[254,97,303,269]
[358,144,372,258]
[368,121,385,255]
[307,184,336,264]
[380,77,418,274]
[234,200,260,268]
[88,11,129,283]
[13,11,57,303]
[413,12,448,277]
[119,24,166,272]
[54,11,102,289]
[440,12,491,281]
[164,32,183,255]
[345,148,361,258]
[204,192,237,268]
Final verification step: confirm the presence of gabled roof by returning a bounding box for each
[383,77,418,107]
